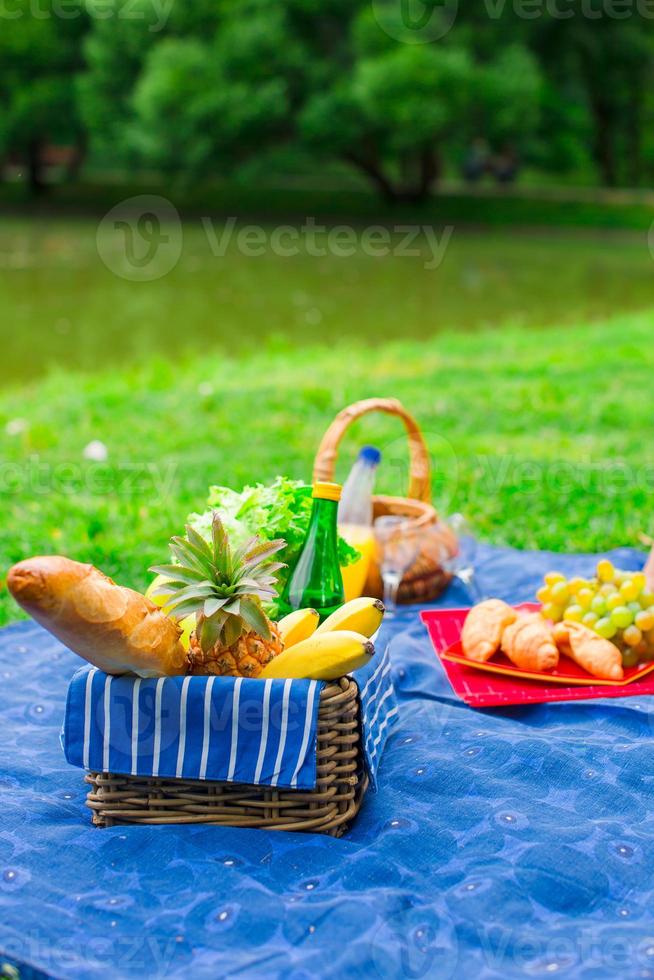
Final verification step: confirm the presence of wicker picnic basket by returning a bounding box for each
[313,397,457,603]
[85,677,367,837]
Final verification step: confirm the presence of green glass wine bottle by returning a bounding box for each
[279,482,345,622]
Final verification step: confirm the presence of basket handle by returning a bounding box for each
[313,397,432,504]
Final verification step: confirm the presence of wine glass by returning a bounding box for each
[442,513,483,602]
[374,515,421,618]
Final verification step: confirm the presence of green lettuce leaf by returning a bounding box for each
[186,476,360,607]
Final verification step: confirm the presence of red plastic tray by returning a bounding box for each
[420,604,654,708]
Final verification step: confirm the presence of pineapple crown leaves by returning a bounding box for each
[149,512,286,651]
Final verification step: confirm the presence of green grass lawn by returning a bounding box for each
[2,309,653,626]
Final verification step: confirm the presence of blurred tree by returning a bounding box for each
[45,0,654,195]
[531,10,654,186]
[131,7,297,176]
[77,0,224,167]
[123,0,543,201]
[0,3,88,193]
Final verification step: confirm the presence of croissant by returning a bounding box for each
[8,556,187,677]
[461,599,517,662]
[553,621,623,681]
[501,614,559,672]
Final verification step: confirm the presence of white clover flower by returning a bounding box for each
[83,440,109,462]
[5,419,28,436]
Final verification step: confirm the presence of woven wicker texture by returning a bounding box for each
[86,677,367,836]
[313,397,457,602]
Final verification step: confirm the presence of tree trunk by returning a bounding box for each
[626,83,643,187]
[411,146,440,202]
[590,97,617,187]
[344,146,440,204]
[66,134,87,183]
[343,150,398,202]
[27,138,45,196]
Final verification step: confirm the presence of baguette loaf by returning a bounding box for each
[8,556,187,677]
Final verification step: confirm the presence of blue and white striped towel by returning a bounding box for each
[353,642,398,791]
[62,644,398,791]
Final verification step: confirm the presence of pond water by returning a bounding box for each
[1,216,652,383]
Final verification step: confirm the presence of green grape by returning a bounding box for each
[597,559,616,583]
[622,648,640,668]
[632,572,647,592]
[628,601,642,616]
[636,609,654,631]
[599,583,617,597]
[551,582,570,604]
[568,577,586,594]
[596,617,617,639]
[623,625,643,647]
[611,606,634,629]
[582,611,599,628]
[640,591,654,608]
[620,580,640,602]
[563,605,584,623]
[606,593,623,612]
[542,602,563,623]
[537,586,551,604]
[591,596,608,617]
[545,571,566,587]
[576,588,594,610]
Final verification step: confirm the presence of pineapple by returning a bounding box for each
[150,513,286,677]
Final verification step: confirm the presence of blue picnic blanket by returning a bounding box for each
[3,543,654,979]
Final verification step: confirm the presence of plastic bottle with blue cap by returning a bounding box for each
[338,446,382,600]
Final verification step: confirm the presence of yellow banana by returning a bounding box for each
[260,630,375,680]
[277,607,320,648]
[178,614,196,651]
[146,575,195,650]
[145,574,170,607]
[315,596,385,638]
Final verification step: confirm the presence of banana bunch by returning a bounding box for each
[262,597,385,681]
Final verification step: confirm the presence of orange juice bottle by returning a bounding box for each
[338,446,381,600]
[340,524,377,601]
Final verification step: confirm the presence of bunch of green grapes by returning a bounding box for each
[537,560,654,667]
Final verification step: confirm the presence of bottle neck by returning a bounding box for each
[309,496,339,536]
